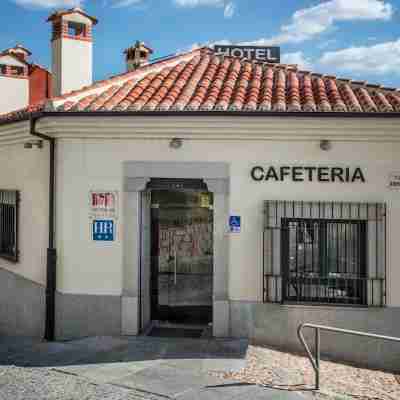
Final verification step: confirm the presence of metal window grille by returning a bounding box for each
[0,190,20,262]
[263,201,386,307]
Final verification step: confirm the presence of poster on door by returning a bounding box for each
[89,191,119,219]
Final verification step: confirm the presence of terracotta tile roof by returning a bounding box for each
[50,48,400,114]
[0,103,45,124]
[47,7,98,24]
[2,47,400,125]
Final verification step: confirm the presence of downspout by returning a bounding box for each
[30,115,57,341]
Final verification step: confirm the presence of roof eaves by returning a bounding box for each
[4,109,400,128]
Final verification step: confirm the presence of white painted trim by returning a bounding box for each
[0,121,31,146]
[37,116,400,142]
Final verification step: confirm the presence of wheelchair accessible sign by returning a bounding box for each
[93,220,115,241]
[229,216,241,233]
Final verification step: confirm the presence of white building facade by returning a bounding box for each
[0,7,400,373]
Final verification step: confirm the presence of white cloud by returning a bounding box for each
[173,0,235,18]
[281,51,313,70]
[110,0,142,7]
[12,0,82,7]
[241,0,393,46]
[173,0,224,6]
[224,2,235,18]
[317,39,338,50]
[319,39,400,74]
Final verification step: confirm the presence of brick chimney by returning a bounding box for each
[124,41,153,71]
[47,7,98,97]
[7,45,32,62]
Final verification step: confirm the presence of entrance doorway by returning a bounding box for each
[148,180,214,327]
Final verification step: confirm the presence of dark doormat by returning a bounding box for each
[148,327,203,338]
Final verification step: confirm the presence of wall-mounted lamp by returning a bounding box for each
[319,140,332,151]
[169,138,183,149]
[24,140,43,149]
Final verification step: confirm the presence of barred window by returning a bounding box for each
[0,190,19,262]
[264,201,386,307]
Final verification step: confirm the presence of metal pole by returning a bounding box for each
[298,323,400,391]
[31,117,57,342]
[315,327,320,390]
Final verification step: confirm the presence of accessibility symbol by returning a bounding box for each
[229,216,241,233]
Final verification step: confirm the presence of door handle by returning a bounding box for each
[174,249,177,285]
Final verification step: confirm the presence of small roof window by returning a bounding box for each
[68,21,86,37]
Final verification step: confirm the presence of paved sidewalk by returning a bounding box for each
[0,336,311,399]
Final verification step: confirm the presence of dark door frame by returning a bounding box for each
[147,178,214,325]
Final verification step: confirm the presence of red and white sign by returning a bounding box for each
[388,173,400,190]
[89,191,118,218]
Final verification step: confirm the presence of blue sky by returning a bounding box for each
[2,0,400,87]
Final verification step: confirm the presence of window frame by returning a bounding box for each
[281,217,368,305]
[67,21,86,38]
[263,201,386,308]
[0,190,20,263]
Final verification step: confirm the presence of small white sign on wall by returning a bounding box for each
[388,173,400,190]
[89,191,119,219]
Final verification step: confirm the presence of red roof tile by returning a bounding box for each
[2,47,400,125]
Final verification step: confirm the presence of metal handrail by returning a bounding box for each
[297,323,400,390]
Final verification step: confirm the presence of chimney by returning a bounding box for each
[124,41,153,71]
[47,7,98,97]
[8,45,32,62]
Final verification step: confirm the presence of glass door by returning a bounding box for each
[150,190,213,325]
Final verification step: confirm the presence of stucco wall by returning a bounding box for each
[52,38,92,97]
[0,142,49,285]
[0,76,29,114]
[0,141,48,337]
[55,136,400,309]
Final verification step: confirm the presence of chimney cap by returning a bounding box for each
[13,44,32,56]
[0,44,32,62]
[1,44,32,57]
[47,7,98,25]
[124,41,153,56]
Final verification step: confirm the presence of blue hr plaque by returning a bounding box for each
[93,220,114,241]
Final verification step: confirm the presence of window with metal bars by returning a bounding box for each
[264,201,386,307]
[0,190,19,262]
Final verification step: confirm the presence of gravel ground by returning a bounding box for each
[0,366,164,400]
[212,345,400,400]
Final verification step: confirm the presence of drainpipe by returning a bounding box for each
[30,115,57,341]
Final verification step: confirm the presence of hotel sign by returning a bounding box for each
[251,166,366,183]
[214,45,280,63]
[89,190,119,219]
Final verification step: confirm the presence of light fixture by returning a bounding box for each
[320,139,332,151]
[169,138,183,149]
[23,140,43,149]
